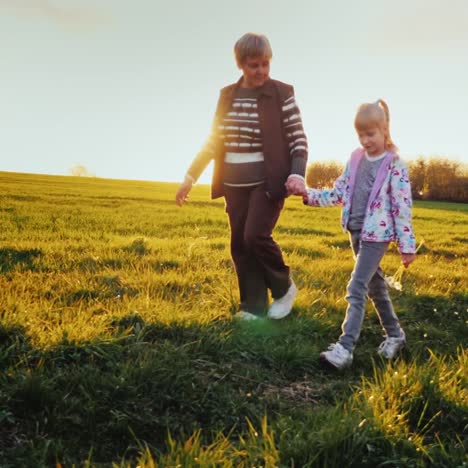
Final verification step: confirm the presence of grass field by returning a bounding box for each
[0,171,467,467]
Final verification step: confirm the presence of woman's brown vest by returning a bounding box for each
[209,78,294,201]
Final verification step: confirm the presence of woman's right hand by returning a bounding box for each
[285,176,307,197]
[175,178,193,206]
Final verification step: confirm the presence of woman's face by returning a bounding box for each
[240,56,270,88]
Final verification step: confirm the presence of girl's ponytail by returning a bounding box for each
[376,99,397,152]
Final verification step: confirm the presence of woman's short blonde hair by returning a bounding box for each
[234,33,272,67]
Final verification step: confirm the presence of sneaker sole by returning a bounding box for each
[377,342,406,360]
[319,353,352,370]
[267,308,292,320]
[267,283,297,320]
[234,313,260,321]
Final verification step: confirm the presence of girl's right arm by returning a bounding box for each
[303,164,348,207]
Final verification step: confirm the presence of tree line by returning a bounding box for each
[306,157,468,203]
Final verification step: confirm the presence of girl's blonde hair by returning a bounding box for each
[354,99,397,151]
[234,33,272,67]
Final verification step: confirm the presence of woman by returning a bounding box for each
[175,33,308,320]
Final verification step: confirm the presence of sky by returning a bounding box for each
[1,0,467,184]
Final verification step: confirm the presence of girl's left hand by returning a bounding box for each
[401,253,417,268]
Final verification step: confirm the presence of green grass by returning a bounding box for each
[0,171,467,467]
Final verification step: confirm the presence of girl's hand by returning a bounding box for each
[175,179,193,206]
[401,253,416,268]
[285,176,307,197]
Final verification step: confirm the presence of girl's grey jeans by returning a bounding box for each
[338,230,403,352]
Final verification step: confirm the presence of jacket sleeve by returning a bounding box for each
[186,93,224,182]
[304,163,348,207]
[282,91,308,178]
[390,159,416,253]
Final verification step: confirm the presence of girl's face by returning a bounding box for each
[240,56,270,88]
[357,124,386,156]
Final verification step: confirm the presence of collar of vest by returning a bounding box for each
[223,77,275,99]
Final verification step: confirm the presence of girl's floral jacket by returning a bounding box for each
[304,148,416,253]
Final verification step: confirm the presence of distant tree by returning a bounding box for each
[408,157,427,199]
[306,161,344,189]
[451,175,468,202]
[409,157,468,202]
[306,157,467,202]
[69,165,95,177]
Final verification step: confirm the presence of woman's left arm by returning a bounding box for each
[390,159,417,254]
[282,94,308,196]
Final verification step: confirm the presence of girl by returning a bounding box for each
[303,99,416,369]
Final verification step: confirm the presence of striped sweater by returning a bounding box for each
[187,84,308,187]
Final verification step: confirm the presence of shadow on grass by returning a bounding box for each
[395,291,467,357]
[325,239,351,249]
[276,226,335,236]
[310,288,467,363]
[0,289,466,466]
[0,247,43,273]
[0,314,329,465]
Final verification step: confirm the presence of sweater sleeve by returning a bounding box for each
[186,94,224,182]
[390,159,417,253]
[282,94,308,177]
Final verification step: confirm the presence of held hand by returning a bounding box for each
[401,253,417,268]
[285,177,307,197]
[175,179,193,206]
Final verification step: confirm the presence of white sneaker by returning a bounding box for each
[267,280,297,319]
[320,343,353,369]
[378,330,406,359]
[234,311,259,321]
